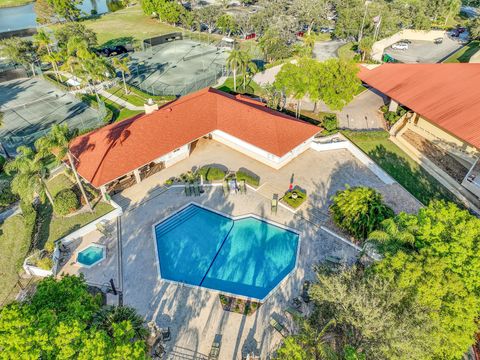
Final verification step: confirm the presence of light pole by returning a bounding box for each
[358,0,372,43]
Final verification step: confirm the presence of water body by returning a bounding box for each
[0,0,124,33]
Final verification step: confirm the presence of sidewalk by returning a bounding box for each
[97,89,144,111]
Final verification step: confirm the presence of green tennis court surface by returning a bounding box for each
[0,78,103,155]
[128,38,229,96]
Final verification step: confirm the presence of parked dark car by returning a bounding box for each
[94,45,129,57]
[457,27,466,33]
[450,29,460,37]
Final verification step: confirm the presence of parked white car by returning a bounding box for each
[391,42,409,50]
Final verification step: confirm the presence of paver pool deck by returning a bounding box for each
[110,138,420,359]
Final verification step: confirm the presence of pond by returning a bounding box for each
[0,0,125,33]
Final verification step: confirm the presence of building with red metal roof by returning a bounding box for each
[359,63,480,151]
[69,87,320,194]
[359,63,480,200]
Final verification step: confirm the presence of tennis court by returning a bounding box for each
[128,37,229,96]
[0,78,103,155]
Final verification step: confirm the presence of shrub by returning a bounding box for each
[330,186,394,241]
[197,166,226,181]
[36,257,53,270]
[0,155,5,172]
[236,169,260,187]
[322,114,338,134]
[53,189,79,216]
[0,180,17,208]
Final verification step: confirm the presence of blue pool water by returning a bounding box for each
[154,205,299,299]
[77,245,105,267]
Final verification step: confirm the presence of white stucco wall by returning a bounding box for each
[211,130,314,169]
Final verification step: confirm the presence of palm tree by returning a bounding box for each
[92,305,148,340]
[33,30,53,56]
[35,124,92,212]
[226,49,244,92]
[112,56,131,94]
[239,51,258,92]
[297,319,336,359]
[367,218,417,254]
[5,146,54,205]
[34,30,62,80]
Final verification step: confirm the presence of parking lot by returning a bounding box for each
[383,34,468,63]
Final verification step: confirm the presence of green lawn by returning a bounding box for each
[38,172,115,248]
[77,4,221,47]
[217,76,264,96]
[342,130,458,205]
[106,84,175,107]
[337,42,357,60]
[0,0,32,8]
[443,41,480,63]
[0,215,30,303]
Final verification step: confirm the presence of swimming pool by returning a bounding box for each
[154,204,299,300]
[77,244,106,268]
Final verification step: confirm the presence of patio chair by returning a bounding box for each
[285,306,304,319]
[194,183,200,196]
[292,297,302,310]
[271,194,278,215]
[222,180,229,196]
[326,255,343,265]
[208,339,222,360]
[160,327,171,341]
[301,280,311,303]
[185,184,192,196]
[269,318,288,337]
[239,179,246,194]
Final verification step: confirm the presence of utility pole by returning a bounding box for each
[358,0,372,43]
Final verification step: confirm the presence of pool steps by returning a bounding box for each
[155,205,203,238]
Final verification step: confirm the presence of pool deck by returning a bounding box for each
[109,138,420,359]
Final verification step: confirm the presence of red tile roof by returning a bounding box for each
[69,88,320,187]
[358,63,480,150]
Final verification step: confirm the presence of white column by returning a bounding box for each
[133,169,142,183]
[388,99,399,112]
[100,185,108,201]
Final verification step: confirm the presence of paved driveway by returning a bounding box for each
[312,40,344,61]
[384,34,468,63]
[336,88,387,130]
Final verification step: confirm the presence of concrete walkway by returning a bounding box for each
[98,89,145,111]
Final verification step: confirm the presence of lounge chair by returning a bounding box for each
[160,327,171,341]
[326,255,342,265]
[222,180,229,196]
[208,340,221,359]
[301,281,311,303]
[194,183,200,196]
[239,179,246,194]
[292,297,302,309]
[185,184,191,196]
[271,194,278,215]
[285,306,303,319]
[269,318,288,337]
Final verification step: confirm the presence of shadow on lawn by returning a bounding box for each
[367,144,458,205]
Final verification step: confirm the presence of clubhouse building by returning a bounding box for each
[69,88,320,199]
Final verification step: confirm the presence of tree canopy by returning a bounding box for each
[371,200,480,359]
[0,275,148,359]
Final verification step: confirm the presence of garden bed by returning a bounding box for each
[402,129,469,183]
[219,294,260,316]
[281,189,308,210]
